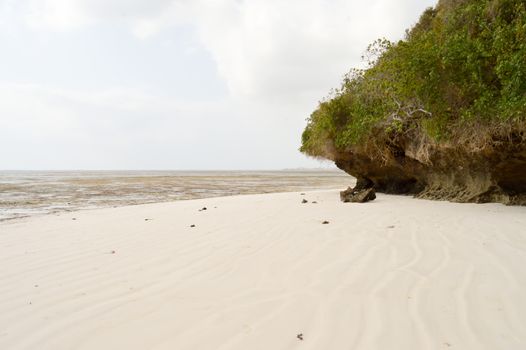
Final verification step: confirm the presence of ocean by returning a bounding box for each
[0,170,351,221]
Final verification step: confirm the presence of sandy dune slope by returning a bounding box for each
[1,190,526,349]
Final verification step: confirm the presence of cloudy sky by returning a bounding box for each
[0,0,436,170]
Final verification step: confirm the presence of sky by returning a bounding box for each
[0,0,437,170]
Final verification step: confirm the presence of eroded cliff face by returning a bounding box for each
[333,132,526,205]
[299,0,526,205]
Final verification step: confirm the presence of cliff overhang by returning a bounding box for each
[331,129,526,205]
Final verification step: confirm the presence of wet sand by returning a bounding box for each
[0,170,350,221]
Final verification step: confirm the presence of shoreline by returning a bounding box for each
[0,170,352,222]
[0,188,348,225]
[1,190,526,349]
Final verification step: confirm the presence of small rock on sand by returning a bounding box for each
[322,221,330,225]
[340,187,376,203]
[302,199,308,204]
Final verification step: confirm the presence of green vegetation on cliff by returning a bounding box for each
[301,0,526,159]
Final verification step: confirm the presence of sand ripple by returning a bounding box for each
[1,191,526,349]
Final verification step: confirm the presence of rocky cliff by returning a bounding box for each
[332,126,526,204]
[301,0,526,205]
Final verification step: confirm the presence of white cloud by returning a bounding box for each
[0,82,245,169]
[0,0,438,169]
[0,82,326,169]
[20,0,436,98]
[184,0,437,99]
[26,0,89,30]
[24,0,179,34]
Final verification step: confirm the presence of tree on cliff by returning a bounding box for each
[301,0,526,204]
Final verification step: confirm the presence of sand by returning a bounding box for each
[1,190,526,349]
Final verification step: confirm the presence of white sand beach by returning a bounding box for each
[1,190,526,350]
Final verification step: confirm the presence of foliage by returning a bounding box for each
[301,0,526,158]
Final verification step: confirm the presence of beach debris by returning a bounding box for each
[190,224,196,228]
[297,333,304,341]
[144,218,152,221]
[312,201,318,204]
[110,250,116,254]
[322,221,330,225]
[340,186,376,203]
[199,207,207,212]
[72,218,77,220]
[301,199,308,204]
[300,193,305,195]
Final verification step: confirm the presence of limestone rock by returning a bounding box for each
[340,187,376,203]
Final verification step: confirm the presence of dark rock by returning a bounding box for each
[301,199,308,204]
[354,188,377,203]
[340,187,353,202]
[322,221,330,225]
[312,201,318,204]
[354,177,374,191]
[297,333,304,341]
[340,187,376,203]
[190,224,196,228]
[332,138,526,205]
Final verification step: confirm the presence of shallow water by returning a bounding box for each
[0,170,351,221]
